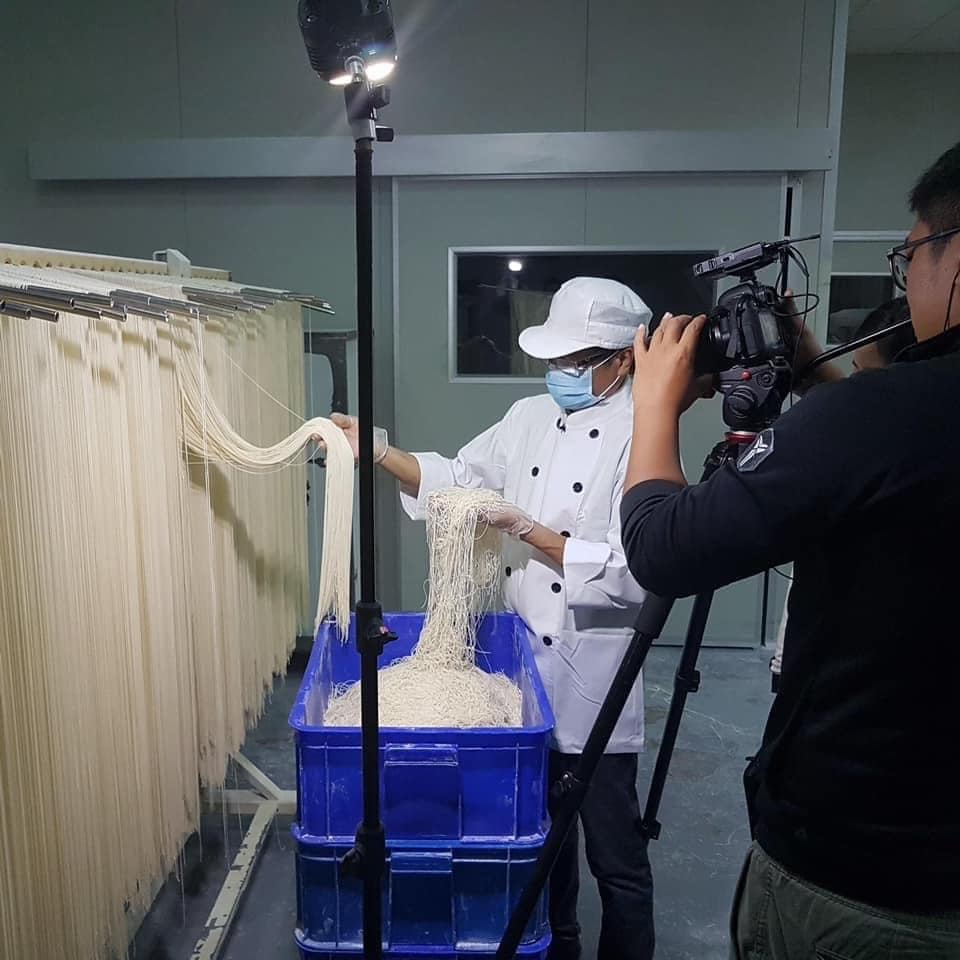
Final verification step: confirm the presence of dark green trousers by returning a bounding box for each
[730,843,960,960]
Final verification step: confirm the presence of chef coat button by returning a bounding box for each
[532,466,540,477]
[573,482,583,493]
[589,428,599,439]
[551,582,562,594]
[561,530,570,538]
[543,636,553,647]
[505,566,512,577]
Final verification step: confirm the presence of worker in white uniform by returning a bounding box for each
[333,277,656,960]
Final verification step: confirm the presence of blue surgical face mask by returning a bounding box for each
[544,353,619,411]
[545,367,599,411]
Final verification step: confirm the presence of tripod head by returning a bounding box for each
[716,357,792,434]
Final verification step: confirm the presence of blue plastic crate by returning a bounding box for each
[293,830,550,955]
[289,612,555,844]
[296,934,550,960]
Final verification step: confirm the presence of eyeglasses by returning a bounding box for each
[887,226,960,291]
[546,351,618,376]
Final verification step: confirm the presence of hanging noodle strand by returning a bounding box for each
[175,343,354,633]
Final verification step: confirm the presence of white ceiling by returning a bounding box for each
[848,0,960,53]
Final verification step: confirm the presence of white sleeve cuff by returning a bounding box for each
[562,537,612,607]
[399,452,457,521]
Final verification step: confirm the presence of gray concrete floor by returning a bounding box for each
[130,644,772,960]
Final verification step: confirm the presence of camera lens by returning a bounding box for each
[646,312,728,376]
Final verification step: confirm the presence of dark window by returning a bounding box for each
[828,274,895,345]
[454,250,717,377]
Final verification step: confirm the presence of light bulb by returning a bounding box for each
[508,260,524,273]
[327,58,394,86]
[365,60,396,81]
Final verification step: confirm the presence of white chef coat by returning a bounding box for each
[400,382,648,754]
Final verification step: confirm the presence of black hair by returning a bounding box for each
[909,140,960,250]
[854,297,915,364]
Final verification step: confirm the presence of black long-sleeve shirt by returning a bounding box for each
[621,327,960,911]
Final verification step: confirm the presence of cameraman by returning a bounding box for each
[620,140,960,959]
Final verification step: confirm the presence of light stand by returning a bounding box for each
[338,59,397,960]
[298,4,398,955]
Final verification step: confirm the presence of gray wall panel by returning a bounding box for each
[831,238,899,275]
[385,0,589,135]
[837,54,960,230]
[586,0,806,130]
[176,0,327,138]
[797,1,841,128]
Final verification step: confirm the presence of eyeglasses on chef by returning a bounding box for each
[546,350,621,376]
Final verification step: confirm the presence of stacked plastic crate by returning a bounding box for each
[289,612,556,959]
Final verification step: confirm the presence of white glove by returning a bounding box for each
[329,412,389,464]
[484,503,536,540]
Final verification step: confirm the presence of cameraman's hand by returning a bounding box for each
[633,313,709,416]
[625,313,702,490]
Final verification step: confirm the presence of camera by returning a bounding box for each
[651,235,818,432]
[682,236,818,377]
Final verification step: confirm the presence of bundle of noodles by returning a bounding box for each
[324,487,523,728]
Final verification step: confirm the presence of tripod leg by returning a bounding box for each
[639,588,714,840]
[497,441,738,959]
[760,569,770,647]
[495,594,674,960]
[636,441,739,839]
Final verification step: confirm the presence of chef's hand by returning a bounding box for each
[633,313,711,416]
[487,503,567,567]
[484,502,536,540]
[315,413,389,464]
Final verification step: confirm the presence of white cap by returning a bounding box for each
[518,277,652,360]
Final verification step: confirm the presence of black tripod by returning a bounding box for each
[496,429,758,959]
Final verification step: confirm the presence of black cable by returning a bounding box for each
[799,318,912,378]
[735,298,748,347]
[780,246,813,403]
[944,265,960,333]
